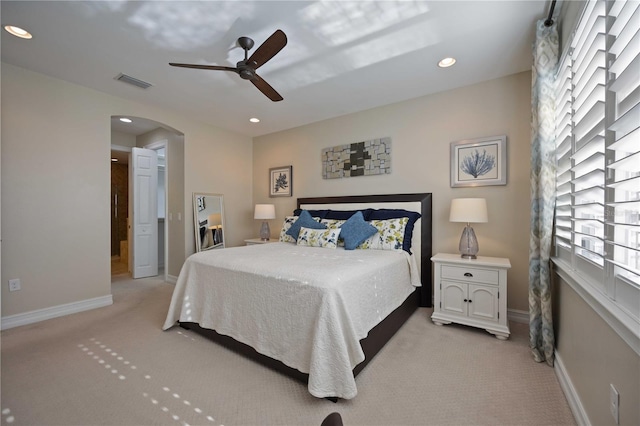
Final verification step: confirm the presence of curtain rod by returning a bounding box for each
[544,0,557,27]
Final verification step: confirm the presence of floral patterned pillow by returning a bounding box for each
[358,217,408,251]
[279,216,323,243]
[279,216,299,243]
[320,218,346,229]
[320,218,346,246]
[296,227,342,249]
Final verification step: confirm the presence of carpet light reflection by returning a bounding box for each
[81,338,223,425]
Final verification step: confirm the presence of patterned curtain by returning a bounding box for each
[529,19,558,367]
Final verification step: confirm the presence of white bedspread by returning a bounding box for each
[163,242,421,399]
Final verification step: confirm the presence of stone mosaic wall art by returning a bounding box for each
[322,137,391,179]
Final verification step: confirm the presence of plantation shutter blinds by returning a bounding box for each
[606,0,640,313]
[554,51,573,263]
[571,0,607,284]
[554,0,639,323]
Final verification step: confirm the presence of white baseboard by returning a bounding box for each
[0,295,113,331]
[555,352,590,426]
[166,274,178,284]
[508,308,529,324]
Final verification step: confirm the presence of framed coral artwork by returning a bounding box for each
[450,135,507,187]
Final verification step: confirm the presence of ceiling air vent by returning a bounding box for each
[115,73,153,89]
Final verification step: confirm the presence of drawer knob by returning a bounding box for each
[463,299,468,302]
[464,272,473,277]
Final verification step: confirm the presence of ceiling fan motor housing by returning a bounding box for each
[237,63,256,80]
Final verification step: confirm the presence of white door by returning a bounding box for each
[130,147,158,278]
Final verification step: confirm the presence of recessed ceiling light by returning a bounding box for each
[119,118,132,123]
[4,25,32,39]
[249,118,260,123]
[438,57,456,68]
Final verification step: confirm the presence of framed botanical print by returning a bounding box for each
[450,135,507,187]
[269,165,292,197]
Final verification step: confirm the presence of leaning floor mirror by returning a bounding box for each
[193,193,225,252]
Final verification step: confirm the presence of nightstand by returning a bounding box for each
[244,238,277,246]
[431,253,511,340]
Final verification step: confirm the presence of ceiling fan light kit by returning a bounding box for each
[170,29,287,102]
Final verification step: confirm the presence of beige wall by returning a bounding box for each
[254,71,532,312]
[1,62,253,318]
[111,130,136,148]
[556,278,639,426]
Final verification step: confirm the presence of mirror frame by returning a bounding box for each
[193,192,225,252]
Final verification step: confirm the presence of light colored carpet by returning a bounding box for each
[1,274,575,426]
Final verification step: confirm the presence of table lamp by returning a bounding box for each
[449,198,488,259]
[254,204,276,241]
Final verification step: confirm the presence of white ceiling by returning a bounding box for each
[1,1,550,138]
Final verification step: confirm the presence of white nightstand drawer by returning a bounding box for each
[441,265,499,285]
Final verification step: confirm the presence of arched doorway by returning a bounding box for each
[110,116,185,283]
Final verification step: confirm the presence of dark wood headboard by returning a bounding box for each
[297,193,433,307]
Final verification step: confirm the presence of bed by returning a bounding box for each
[163,193,432,400]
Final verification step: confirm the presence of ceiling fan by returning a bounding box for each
[169,29,287,102]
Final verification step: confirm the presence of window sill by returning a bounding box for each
[552,257,640,356]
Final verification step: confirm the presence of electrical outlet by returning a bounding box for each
[8,279,21,292]
[610,384,619,425]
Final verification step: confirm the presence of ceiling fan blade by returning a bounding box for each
[169,63,237,72]
[250,75,283,102]
[247,29,287,70]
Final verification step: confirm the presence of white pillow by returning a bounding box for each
[296,227,342,249]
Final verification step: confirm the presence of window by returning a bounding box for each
[554,0,639,334]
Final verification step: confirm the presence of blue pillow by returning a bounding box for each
[340,211,378,250]
[285,210,327,240]
[368,209,421,253]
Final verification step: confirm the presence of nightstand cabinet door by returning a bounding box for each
[431,253,511,340]
[467,284,498,322]
[441,281,468,316]
[441,282,499,322]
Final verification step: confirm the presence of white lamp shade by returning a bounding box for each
[254,204,276,220]
[449,198,488,223]
[208,213,222,227]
